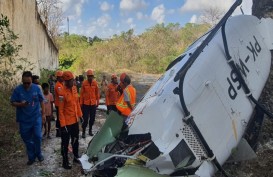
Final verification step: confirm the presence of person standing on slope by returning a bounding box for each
[54,70,63,137]
[105,74,119,114]
[11,71,45,165]
[80,69,100,138]
[58,71,83,169]
[116,73,136,119]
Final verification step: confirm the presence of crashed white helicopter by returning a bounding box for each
[79,0,273,176]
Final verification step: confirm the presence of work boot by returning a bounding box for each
[73,156,80,164]
[63,161,72,169]
[27,160,35,165]
[82,130,86,138]
[62,156,72,170]
[38,155,44,162]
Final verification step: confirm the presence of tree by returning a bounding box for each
[92,36,103,43]
[252,0,273,18]
[36,0,63,42]
[59,54,76,69]
[0,14,33,89]
[199,7,224,27]
[121,29,134,41]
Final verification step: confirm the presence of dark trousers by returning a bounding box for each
[55,106,60,129]
[82,104,96,131]
[107,105,117,115]
[61,123,79,159]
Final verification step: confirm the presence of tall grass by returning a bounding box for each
[0,89,24,159]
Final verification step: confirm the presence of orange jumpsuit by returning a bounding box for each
[54,81,64,133]
[106,83,120,106]
[80,80,100,106]
[58,86,82,162]
[106,83,119,114]
[59,86,82,127]
[80,80,100,133]
[54,81,64,107]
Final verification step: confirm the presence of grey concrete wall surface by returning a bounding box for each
[0,0,58,76]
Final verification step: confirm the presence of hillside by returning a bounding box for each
[57,23,210,75]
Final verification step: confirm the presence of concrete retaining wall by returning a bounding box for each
[0,0,58,76]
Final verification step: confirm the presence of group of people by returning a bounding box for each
[10,69,136,170]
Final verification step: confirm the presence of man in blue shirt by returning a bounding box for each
[11,71,45,165]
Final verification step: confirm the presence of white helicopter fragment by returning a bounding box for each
[79,0,273,176]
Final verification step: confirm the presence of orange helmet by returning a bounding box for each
[111,74,117,79]
[86,69,94,76]
[120,73,126,82]
[62,71,74,81]
[55,70,63,77]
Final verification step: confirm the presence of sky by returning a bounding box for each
[59,0,253,39]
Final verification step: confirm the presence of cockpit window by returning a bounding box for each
[169,139,196,168]
[165,54,186,71]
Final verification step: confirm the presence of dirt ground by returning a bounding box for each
[0,111,106,177]
[1,73,273,177]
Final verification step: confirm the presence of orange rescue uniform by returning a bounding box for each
[80,80,100,106]
[106,83,120,106]
[116,85,136,116]
[54,81,64,107]
[59,86,83,127]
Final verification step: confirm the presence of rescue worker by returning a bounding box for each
[116,73,126,96]
[11,71,45,165]
[105,74,119,114]
[54,70,63,137]
[59,71,83,169]
[80,69,100,138]
[116,73,136,119]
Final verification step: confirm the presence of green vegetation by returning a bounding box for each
[39,68,55,84]
[38,169,53,177]
[0,14,25,158]
[0,90,23,158]
[0,14,33,89]
[57,23,210,75]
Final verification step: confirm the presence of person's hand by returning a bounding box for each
[21,101,29,107]
[79,117,84,124]
[117,85,123,95]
